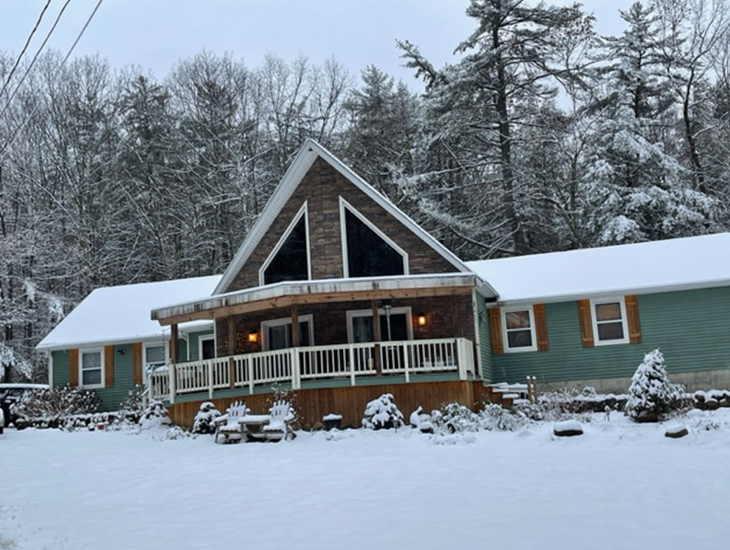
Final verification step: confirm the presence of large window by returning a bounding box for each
[199,335,216,360]
[340,199,407,278]
[262,315,314,351]
[80,350,103,388]
[144,344,166,368]
[502,308,536,352]
[261,205,310,285]
[592,299,629,345]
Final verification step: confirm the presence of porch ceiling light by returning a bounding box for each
[417,314,427,327]
[248,331,258,343]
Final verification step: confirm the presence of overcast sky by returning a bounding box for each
[1,0,638,85]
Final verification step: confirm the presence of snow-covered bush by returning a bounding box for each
[625,349,684,423]
[192,401,221,434]
[118,387,145,424]
[139,400,171,430]
[479,403,531,431]
[13,385,99,427]
[432,402,480,433]
[362,393,404,430]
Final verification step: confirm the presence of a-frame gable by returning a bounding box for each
[215,139,479,295]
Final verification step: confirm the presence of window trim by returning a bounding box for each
[78,348,104,389]
[143,342,168,368]
[591,297,629,346]
[261,314,315,351]
[501,307,537,353]
[258,202,311,286]
[198,334,216,360]
[338,197,409,278]
[346,307,413,343]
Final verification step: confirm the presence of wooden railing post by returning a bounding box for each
[291,347,301,390]
[403,341,410,383]
[247,356,254,394]
[457,338,468,380]
[229,357,235,389]
[169,363,176,404]
[349,345,356,386]
[207,360,214,398]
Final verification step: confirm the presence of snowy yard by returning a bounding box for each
[1,411,729,550]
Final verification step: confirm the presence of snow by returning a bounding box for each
[554,420,583,433]
[1,412,729,550]
[467,232,730,303]
[36,275,222,351]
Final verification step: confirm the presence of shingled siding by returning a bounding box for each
[228,157,457,291]
[215,294,476,356]
[490,286,730,387]
[476,296,492,382]
[52,344,137,412]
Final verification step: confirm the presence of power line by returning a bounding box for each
[0,0,54,101]
[0,0,73,124]
[0,0,105,162]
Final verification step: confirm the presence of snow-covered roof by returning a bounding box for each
[467,233,730,304]
[36,276,221,351]
[213,139,494,295]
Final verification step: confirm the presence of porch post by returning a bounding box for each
[170,323,178,364]
[371,300,382,375]
[227,315,236,355]
[291,304,299,347]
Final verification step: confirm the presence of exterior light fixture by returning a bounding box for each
[417,315,427,327]
[247,331,258,343]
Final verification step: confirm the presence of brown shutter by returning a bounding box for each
[625,295,642,344]
[132,343,143,386]
[69,348,79,387]
[533,304,549,352]
[488,308,504,355]
[577,299,595,348]
[104,345,114,388]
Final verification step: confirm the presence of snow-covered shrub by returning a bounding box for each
[625,349,684,423]
[139,400,171,430]
[192,401,221,434]
[432,402,480,433]
[479,403,530,431]
[118,387,145,424]
[362,393,404,430]
[13,385,99,427]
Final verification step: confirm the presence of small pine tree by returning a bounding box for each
[192,401,221,434]
[362,393,404,430]
[625,349,683,422]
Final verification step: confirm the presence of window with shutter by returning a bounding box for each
[79,349,104,388]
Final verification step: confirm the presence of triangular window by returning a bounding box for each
[340,199,407,278]
[261,205,310,285]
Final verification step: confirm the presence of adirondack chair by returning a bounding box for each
[261,400,296,442]
[214,401,249,444]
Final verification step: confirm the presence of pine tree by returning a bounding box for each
[625,349,683,422]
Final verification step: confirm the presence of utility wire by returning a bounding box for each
[0,0,73,124]
[0,0,105,162]
[0,0,54,101]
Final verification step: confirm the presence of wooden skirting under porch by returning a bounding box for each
[168,380,494,430]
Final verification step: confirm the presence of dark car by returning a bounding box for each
[0,383,49,428]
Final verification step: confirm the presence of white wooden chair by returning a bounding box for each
[214,401,249,444]
[261,400,296,442]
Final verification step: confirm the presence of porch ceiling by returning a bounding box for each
[152,274,481,326]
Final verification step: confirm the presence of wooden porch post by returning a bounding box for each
[291,304,299,347]
[227,315,236,355]
[170,324,178,364]
[371,300,382,375]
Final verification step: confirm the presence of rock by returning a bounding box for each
[553,420,583,437]
[665,425,689,439]
[719,398,730,408]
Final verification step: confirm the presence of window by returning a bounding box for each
[347,308,412,343]
[339,198,407,278]
[199,335,216,360]
[80,350,103,388]
[144,344,166,368]
[262,315,314,351]
[260,204,310,285]
[502,308,537,352]
[591,299,629,345]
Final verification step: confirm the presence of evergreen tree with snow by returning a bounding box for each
[625,349,683,422]
[362,393,404,430]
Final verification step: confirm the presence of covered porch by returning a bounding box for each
[150,274,487,403]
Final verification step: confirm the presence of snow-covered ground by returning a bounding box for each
[1,411,729,550]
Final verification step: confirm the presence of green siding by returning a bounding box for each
[52,345,137,412]
[186,329,214,361]
[476,296,492,381]
[491,286,730,384]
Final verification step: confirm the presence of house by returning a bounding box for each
[36,276,221,410]
[37,139,730,427]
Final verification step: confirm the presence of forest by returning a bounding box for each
[1,0,729,380]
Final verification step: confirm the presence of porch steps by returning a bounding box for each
[482,382,531,408]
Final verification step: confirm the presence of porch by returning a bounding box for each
[150,336,475,403]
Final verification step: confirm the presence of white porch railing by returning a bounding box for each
[148,337,475,403]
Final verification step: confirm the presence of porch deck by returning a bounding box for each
[150,337,475,403]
